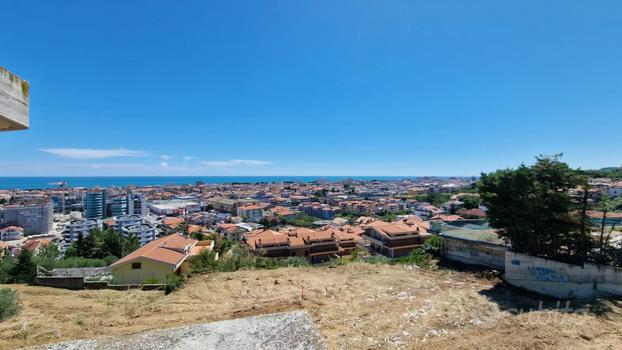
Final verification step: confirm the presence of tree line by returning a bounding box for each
[478,154,622,266]
[0,229,140,284]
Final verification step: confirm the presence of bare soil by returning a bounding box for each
[1,263,621,349]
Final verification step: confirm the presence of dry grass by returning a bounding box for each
[1,263,621,349]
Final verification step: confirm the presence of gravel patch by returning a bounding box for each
[30,311,324,350]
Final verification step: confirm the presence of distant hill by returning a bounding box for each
[581,166,622,180]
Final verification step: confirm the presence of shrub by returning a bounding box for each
[188,249,219,273]
[275,257,311,268]
[422,235,441,255]
[164,274,185,295]
[0,288,21,321]
[0,257,16,284]
[102,255,119,266]
[36,256,113,270]
[362,255,391,265]
[392,246,436,268]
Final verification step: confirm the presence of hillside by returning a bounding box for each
[582,166,622,180]
[2,263,622,349]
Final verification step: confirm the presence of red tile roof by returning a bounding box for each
[112,234,197,267]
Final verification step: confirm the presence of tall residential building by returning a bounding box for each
[62,219,102,249]
[50,194,66,213]
[106,196,128,218]
[128,192,147,216]
[84,191,105,219]
[0,201,54,235]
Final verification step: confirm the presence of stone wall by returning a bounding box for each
[504,252,622,299]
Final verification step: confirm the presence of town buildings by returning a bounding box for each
[62,218,103,249]
[106,195,128,218]
[0,226,24,241]
[609,181,622,198]
[244,226,360,263]
[149,199,200,216]
[0,201,54,235]
[110,233,204,284]
[361,218,431,258]
[84,191,106,219]
[298,203,339,220]
[236,203,264,222]
[206,197,238,214]
[1,176,492,262]
[114,214,146,233]
[128,192,148,216]
[121,223,157,246]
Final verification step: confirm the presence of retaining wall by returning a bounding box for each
[504,252,622,299]
[440,236,507,270]
[34,276,84,290]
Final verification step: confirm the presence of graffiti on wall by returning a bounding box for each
[527,266,567,282]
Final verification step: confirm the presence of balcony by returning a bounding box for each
[0,67,29,131]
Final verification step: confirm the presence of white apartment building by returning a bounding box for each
[236,204,264,222]
[114,214,146,233]
[128,192,148,216]
[121,223,157,246]
[62,218,102,249]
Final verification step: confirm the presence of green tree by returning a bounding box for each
[461,195,480,210]
[10,250,37,283]
[36,242,60,260]
[98,229,123,258]
[0,255,16,284]
[478,155,591,263]
[71,232,89,258]
[121,235,140,257]
[67,229,139,259]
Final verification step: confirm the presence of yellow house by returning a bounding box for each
[111,234,199,285]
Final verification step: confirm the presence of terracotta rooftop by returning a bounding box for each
[430,214,464,221]
[367,220,430,238]
[0,226,24,232]
[163,217,184,228]
[112,234,198,267]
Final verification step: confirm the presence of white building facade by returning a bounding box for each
[62,218,102,249]
[121,223,157,246]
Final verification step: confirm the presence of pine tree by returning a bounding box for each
[11,250,37,283]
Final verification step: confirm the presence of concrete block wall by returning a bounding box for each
[504,252,622,299]
[440,237,507,270]
[35,276,85,290]
[0,66,29,131]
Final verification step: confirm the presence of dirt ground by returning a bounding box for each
[1,263,622,350]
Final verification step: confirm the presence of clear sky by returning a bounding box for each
[1,1,621,176]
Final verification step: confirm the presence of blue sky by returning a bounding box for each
[1,1,621,176]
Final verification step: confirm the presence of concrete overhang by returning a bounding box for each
[0,66,30,131]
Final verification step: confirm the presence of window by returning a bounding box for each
[132,262,141,270]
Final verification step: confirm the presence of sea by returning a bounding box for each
[0,176,427,190]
